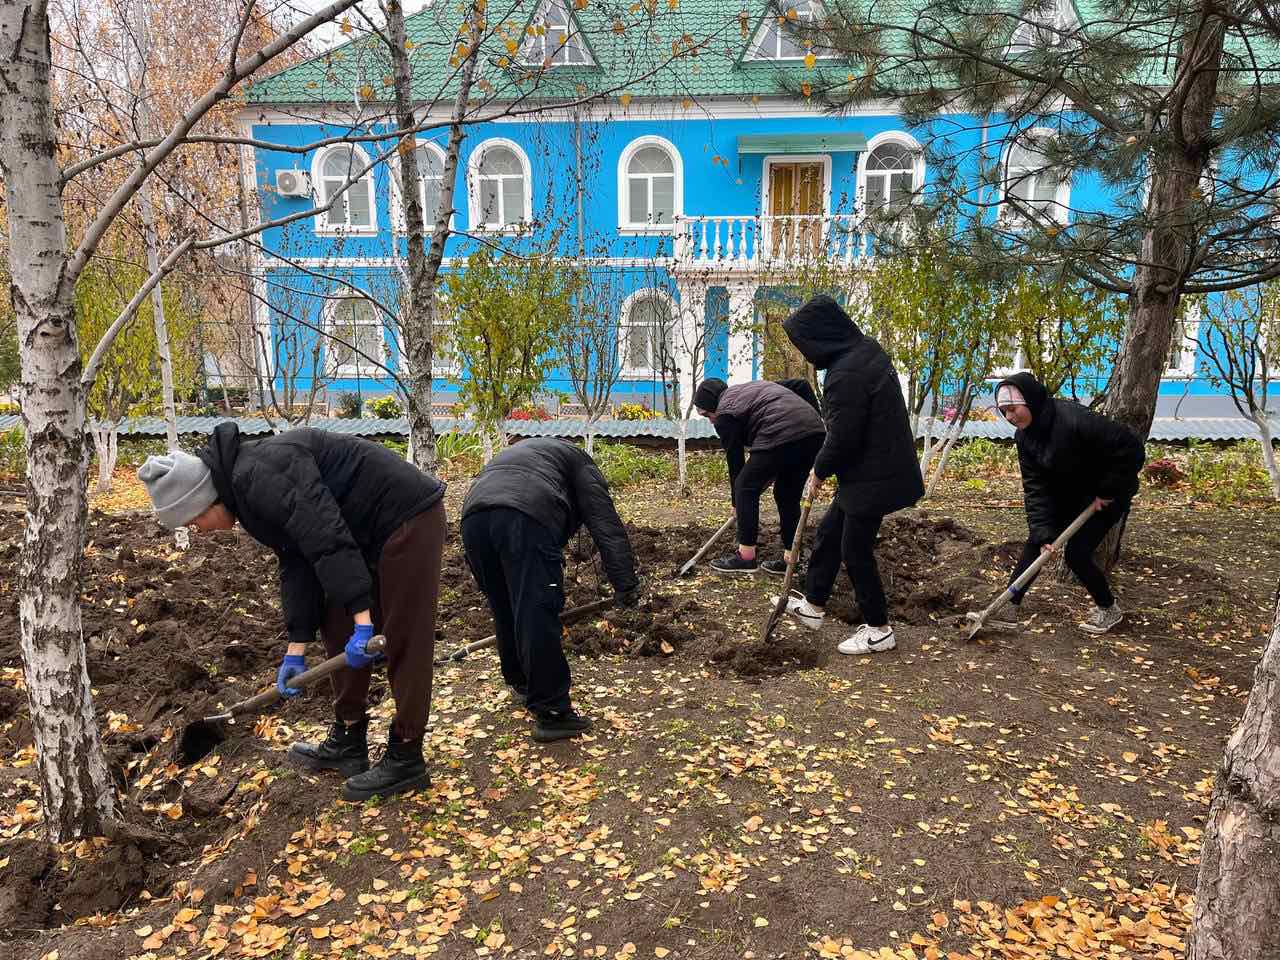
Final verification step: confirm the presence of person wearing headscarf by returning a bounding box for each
[137,423,446,801]
[777,295,924,655]
[994,373,1145,634]
[693,377,825,575]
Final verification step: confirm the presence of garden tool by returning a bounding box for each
[760,487,816,644]
[434,595,621,666]
[963,502,1100,641]
[179,635,386,765]
[672,515,736,578]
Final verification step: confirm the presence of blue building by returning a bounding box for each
[237,0,1255,417]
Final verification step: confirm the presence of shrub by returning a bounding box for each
[435,431,483,475]
[590,440,674,488]
[944,438,1018,479]
[334,393,363,419]
[1184,442,1272,505]
[1143,457,1185,487]
[687,451,729,487]
[615,402,659,421]
[0,428,24,480]
[508,405,552,421]
[366,395,404,419]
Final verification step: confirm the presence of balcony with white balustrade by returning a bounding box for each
[671,214,873,276]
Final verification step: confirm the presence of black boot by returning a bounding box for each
[341,734,430,801]
[288,717,369,777]
[532,708,592,743]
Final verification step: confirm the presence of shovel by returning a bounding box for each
[673,515,736,578]
[434,595,621,666]
[179,635,386,765]
[760,488,817,644]
[964,502,1100,641]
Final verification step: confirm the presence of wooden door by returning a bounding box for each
[769,161,824,258]
[760,300,812,382]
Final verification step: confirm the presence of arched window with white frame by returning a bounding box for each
[415,142,446,227]
[469,140,531,231]
[619,291,675,377]
[619,137,682,231]
[858,133,923,215]
[313,145,376,233]
[1001,133,1071,225]
[325,296,386,377]
[1166,299,1202,379]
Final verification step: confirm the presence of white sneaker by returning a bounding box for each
[1078,603,1123,635]
[837,624,896,655]
[770,592,824,631]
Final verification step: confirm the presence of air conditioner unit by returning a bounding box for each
[275,169,312,197]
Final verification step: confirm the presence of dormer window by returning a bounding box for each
[1007,0,1079,54]
[520,0,594,67]
[748,0,834,61]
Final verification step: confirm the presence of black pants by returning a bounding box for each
[460,507,570,716]
[1009,500,1128,608]
[804,500,888,627]
[734,433,823,549]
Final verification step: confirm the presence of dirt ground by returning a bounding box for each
[1,473,1277,960]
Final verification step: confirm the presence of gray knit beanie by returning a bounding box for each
[137,452,217,529]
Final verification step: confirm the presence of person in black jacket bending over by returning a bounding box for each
[779,295,925,655]
[693,378,825,575]
[993,373,1144,634]
[137,423,445,802]
[461,438,641,743]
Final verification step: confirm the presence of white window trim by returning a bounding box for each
[311,145,378,237]
[990,335,1027,380]
[617,136,683,235]
[518,0,595,67]
[324,296,386,378]
[746,0,840,61]
[761,153,833,218]
[856,130,925,219]
[618,289,676,379]
[390,140,455,235]
[1166,302,1202,379]
[999,128,1071,228]
[1006,0,1080,55]
[394,320,460,378]
[467,138,533,234]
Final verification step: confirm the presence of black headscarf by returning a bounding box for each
[694,378,728,413]
[996,372,1054,436]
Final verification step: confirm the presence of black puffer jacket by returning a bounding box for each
[461,438,638,594]
[998,373,1145,544]
[200,423,446,644]
[783,295,924,516]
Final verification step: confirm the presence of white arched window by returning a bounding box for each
[326,297,385,376]
[313,146,376,233]
[416,142,446,226]
[619,291,674,377]
[619,138,681,231]
[1002,133,1071,225]
[469,140,531,230]
[858,133,922,215]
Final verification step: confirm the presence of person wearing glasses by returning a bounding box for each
[993,372,1145,634]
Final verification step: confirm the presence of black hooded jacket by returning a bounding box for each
[461,438,639,594]
[200,423,446,645]
[783,295,924,516]
[998,372,1145,544]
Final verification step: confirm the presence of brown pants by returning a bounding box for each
[320,501,445,740]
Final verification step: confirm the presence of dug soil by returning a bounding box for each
[1,484,1277,960]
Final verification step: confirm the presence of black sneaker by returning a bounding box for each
[341,734,430,801]
[710,553,758,575]
[288,717,369,778]
[760,559,789,576]
[532,709,592,743]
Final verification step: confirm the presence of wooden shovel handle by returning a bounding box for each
[762,494,816,643]
[228,635,387,719]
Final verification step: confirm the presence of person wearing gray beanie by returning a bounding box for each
[137,451,218,530]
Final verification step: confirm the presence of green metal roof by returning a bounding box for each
[737,132,867,152]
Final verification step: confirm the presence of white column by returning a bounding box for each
[725,281,756,383]
[674,281,706,415]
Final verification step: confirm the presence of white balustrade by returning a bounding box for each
[673,214,869,270]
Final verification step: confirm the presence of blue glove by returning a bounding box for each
[276,654,306,698]
[344,623,377,669]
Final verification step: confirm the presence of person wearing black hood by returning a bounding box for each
[777,294,925,655]
[693,377,825,576]
[136,423,446,802]
[993,373,1144,634]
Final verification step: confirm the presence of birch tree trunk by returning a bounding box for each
[140,179,179,450]
[91,425,120,495]
[388,0,478,475]
[1189,586,1280,959]
[1254,415,1280,501]
[0,0,116,839]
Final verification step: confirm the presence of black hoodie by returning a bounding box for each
[997,372,1144,543]
[200,424,446,645]
[783,295,924,516]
